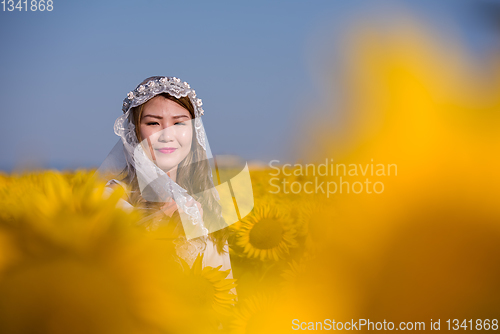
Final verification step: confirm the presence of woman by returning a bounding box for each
[98,76,232,277]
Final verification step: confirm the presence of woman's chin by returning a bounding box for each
[158,165,176,174]
[156,161,179,174]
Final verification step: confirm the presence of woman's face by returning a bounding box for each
[139,96,193,173]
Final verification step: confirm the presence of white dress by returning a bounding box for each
[102,179,234,281]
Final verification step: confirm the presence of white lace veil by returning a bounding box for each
[96,76,226,241]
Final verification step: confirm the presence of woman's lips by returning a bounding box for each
[157,148,177,154]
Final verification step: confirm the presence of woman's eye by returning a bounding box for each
[174,122,186,126]
[146,122,159,126]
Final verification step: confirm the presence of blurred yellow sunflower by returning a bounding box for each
[296,200,338,254]
[178,253,237,317]
[231,294,283,334]
[279,259,314,297]
[0,170,217,333]
[236,205,297,261]
[280,259,302,284]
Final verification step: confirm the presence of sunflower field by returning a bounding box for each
[1,16,500,334]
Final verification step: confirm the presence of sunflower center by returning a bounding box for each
[248,218,284,249]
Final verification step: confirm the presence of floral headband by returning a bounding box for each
[122,76,204,117]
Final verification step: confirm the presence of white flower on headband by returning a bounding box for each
[127,91,134,100]
[137,85,145,93]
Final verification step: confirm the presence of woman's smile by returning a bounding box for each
[156,147,177,154]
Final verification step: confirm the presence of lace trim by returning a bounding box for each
[122,76,204,118]
[173,235,208,268]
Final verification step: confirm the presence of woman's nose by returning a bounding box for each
[157,124,174,142]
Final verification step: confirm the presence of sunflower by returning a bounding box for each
[178,253,237,317]
[231,294,283,334]
[280,259,302,284]
[296,200,338,255]
[279,259,315,298]
[235,205,297,261]
[0,170,210,334]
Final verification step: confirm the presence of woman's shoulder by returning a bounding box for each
[106,178,128,189]
[103,179,134,211]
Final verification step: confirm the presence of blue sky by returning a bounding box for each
[0,0,498,171]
